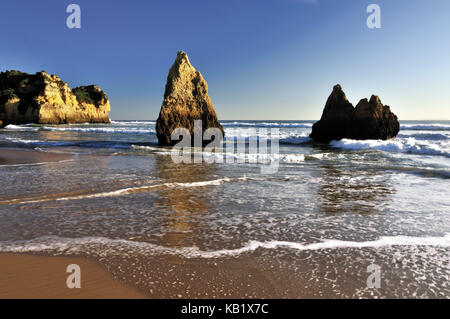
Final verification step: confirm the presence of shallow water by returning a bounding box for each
[0,120,449,298]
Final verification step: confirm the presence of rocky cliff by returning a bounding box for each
[0,70,110,126]
[310,85,399,142]
[156,51,224,146]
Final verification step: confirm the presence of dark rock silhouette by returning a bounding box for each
[310,85,399,142]
[156,51,224,146]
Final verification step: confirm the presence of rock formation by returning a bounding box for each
[0,70,110,126]
[156,51,224,146]
[310,85,399,142]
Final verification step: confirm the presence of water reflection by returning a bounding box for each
[153,155,219,247]
[316,163,394,214]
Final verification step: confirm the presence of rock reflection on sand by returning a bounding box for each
[153,155,218,248]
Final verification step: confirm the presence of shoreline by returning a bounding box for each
[0,253,148,299]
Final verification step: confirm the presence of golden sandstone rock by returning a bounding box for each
[0,70,110,125]
[156,51,224,146]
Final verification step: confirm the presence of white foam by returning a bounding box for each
[4,124,39,132]
[222,122,313,128]
[330,138,450,157]
[205,152,305,163]
[131,145,306,163]
[41,126,155,134]
[4,124,155,134]
[0,177,250,205]
[4,137,70,147]
[401,124,450,131]
[1,234,448,259]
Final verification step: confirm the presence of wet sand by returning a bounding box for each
[0,148,72,165]
[0,253,147,299]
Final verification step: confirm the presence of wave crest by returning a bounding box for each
[0,234,448,259]
[330,138,450,157]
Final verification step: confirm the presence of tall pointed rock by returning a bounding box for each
[156,51,224,146]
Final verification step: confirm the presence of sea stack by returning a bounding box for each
[0,70,110,126]
[156,51,224,146]
[310,85,399,142]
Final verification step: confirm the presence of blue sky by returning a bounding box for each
[0,0,449,120]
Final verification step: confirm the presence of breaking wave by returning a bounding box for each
[0,233,448,258]
[330,138,450,157]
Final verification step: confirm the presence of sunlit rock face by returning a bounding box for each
[0,70,110,125]
[156,51,224,146]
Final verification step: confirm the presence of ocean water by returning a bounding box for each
[0,120,449,298]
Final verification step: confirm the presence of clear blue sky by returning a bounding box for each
[0,0,449,120]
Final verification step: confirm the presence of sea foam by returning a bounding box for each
[4,124,155,134]
[330,138,450,157]
[0,234,448,259]
[0,177,251,206]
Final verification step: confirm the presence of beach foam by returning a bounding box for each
[0,176,251,205]
[1,233,448,259]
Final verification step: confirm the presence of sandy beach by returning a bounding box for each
[0,253,147,299]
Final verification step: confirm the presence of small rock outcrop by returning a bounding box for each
[156,51,224,146]
[0,70,110,126]
[310,85,399,142]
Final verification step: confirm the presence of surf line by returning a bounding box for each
[1,234,448,258]
[0,177,251,206]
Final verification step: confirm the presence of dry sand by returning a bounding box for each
[0,253,148,299]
